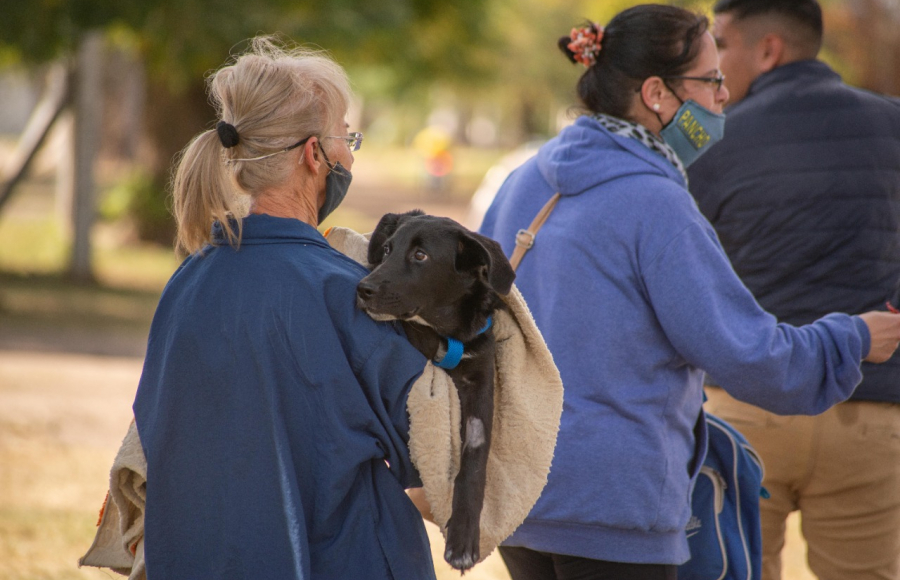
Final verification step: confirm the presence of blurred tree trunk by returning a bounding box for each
[68,30,105,283]
[133,77,214,246]
[101,47,145,163]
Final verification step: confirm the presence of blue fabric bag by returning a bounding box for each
[680,412,768,580]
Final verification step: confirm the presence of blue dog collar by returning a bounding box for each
[434,338,464,370]
[433,316,492,370]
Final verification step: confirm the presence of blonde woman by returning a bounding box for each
[133,38,435,580]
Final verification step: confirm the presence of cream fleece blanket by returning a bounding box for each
[79,420,146,580]
[327,226,563,562]
[80,227,562,575]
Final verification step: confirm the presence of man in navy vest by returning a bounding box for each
[689,1,900,579]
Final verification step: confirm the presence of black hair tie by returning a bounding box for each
[216,121,240,148]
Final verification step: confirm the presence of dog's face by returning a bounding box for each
[356,211,515,328]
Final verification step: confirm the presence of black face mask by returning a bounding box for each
[318,147,352,224]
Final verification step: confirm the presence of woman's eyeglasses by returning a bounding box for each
[324,132,364,152]
[230,131,364,163]
[663,73,726,92]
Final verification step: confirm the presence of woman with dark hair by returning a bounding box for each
[479,4,900,579]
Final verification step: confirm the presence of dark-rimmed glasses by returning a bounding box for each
[662,73,726,91]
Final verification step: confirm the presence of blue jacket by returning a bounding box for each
[133,214,434,580]
[479,115,869,564]
[688,60,900,403]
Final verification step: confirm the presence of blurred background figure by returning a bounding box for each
[688,1,900,579]
[413,125,454,196]
[464,140,543,230]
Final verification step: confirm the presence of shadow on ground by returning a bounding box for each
[0,271,158,358]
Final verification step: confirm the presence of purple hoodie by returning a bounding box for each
[479,115,869,564]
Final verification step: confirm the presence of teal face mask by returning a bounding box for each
[659,99,726,167]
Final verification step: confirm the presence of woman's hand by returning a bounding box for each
[406,487,436,524]
[858,311,900,363]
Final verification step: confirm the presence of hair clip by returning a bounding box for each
[567,22,604,68]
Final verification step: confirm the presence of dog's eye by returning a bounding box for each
[414,250,428,261]
[382,245,391,258]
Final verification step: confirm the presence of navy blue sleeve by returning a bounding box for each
[354,324,427,488]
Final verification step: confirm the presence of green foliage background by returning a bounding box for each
[0,0,892,244]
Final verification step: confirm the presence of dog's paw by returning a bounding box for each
[444,518,480,572]
[444,544,478,573]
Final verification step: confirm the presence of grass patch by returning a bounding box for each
[0,271,161,340]
[0,214,179,292]
[0,215,69,274]
[0,187,177,354]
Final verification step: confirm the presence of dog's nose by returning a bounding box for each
[357,280,377,302]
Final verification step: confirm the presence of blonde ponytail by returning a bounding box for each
[172,129,244,255]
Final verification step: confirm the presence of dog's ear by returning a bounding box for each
[456,231,516,294]
[367,210,425,265]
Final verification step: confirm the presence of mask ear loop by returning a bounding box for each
[316,143,352,177]
[654,79,684,129]
[318,142,336,172]
[232,135,313,163]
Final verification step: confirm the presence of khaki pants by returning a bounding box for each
[704,387,900,580]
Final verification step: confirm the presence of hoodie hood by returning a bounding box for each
[537,115,685,197]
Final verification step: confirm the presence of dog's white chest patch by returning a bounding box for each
[465,417,486,449]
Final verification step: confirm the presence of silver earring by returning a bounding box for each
[652,103,661,111]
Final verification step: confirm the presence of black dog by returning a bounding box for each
[356,210,516,571]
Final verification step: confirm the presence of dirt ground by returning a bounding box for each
[0,349,141,580]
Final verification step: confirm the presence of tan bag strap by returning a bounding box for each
[509,193,561,272]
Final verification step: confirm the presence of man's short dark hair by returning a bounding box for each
[713,0,823,43]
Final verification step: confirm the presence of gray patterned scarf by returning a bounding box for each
[591,113,688,186]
